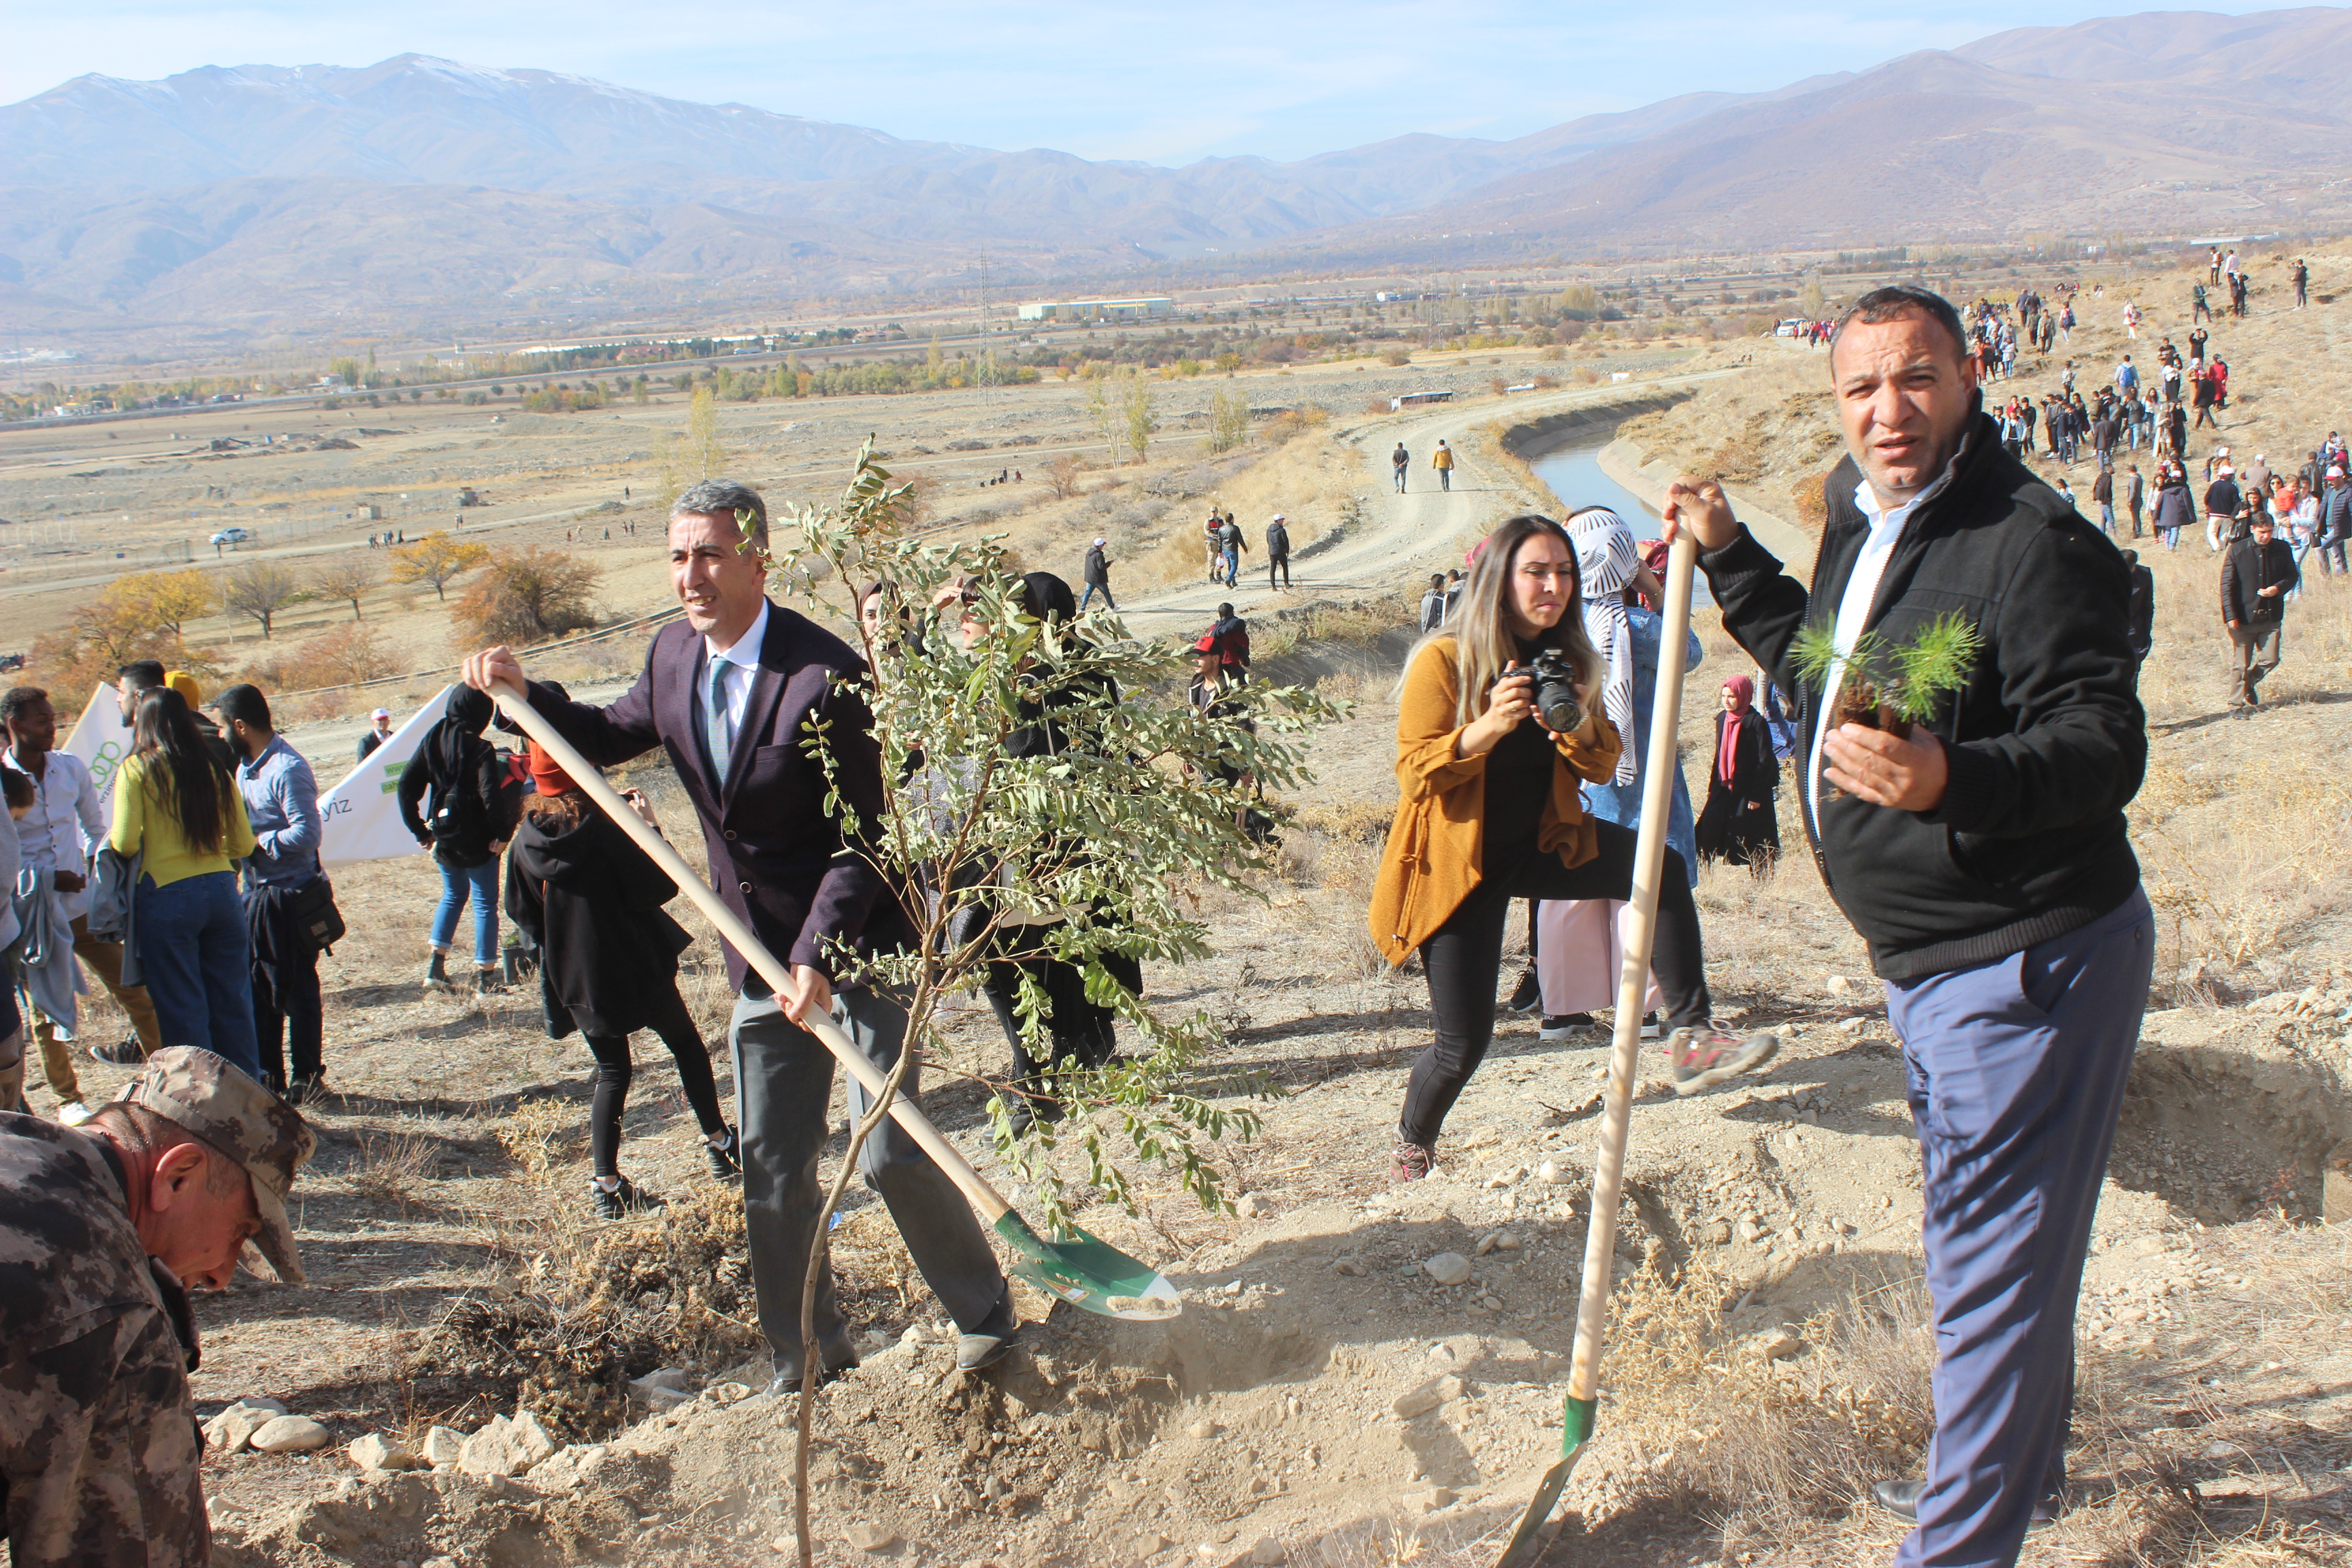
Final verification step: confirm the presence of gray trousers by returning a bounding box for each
[731,977,1013,1369]
[1889,890,2153,1568]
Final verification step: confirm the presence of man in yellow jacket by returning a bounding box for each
[1431,440,1456,491]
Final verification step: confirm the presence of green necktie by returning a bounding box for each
[706,655,734,785]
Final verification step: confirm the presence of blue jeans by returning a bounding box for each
[1889,889,2153,1568]
[1079,581,1115,611]
[136,871,261,1080]
[430,857,500,964]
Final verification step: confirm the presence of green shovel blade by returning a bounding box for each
[1493,1394,1596,1568]
[994,1211,1183,1322]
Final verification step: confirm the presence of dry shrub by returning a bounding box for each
[493,1097,581,1179]
[451,546,600,648]
[1294,799,1392,845]
[346,1126,443,1213]
[1305,598,1411,647]
[287,622,403,689]
[1601,1262,1938,1548]
[414,1185,760,1441]
[1789,472,1831,538]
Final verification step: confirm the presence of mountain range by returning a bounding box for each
[4,7,2351,334]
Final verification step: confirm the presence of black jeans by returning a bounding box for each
[583,987,726,1178]
[252,941,322,1086]
[1399,820,1708,1147]
[1267,554,1290,589]
[981,942,1143,1082]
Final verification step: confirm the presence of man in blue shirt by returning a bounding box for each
[214,686,327,1101]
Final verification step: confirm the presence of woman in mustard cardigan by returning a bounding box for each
[1368,514,1778,1182]
[110,687,263,1081]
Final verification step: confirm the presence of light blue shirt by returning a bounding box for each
[235,734,322,889]
[1581,604,1703,887]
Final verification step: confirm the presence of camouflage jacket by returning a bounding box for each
[0,1112,209,1568]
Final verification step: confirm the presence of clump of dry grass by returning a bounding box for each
[1595,1261,1938,1548]
[493,1096,583,1179]
[1294,799,1394,845]
[345,1126,444,1214]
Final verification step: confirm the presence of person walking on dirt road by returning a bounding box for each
[1665,285,2150,1568]
[1367,513,1780,1186]
[1264,514,1292,590]
[1080,538,1115,611]
[1217,514,1247,587]
[2221,510,2298,712]
[1431,440,1455,491]
[1393,442,1409,493]
[462,478,1021,1389]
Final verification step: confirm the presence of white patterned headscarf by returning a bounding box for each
[1567,508,1641,786]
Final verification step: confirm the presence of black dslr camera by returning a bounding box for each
[1527,651,1586,735]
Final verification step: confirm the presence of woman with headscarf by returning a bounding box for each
[1518,508,1701,1039]
[397,685,519,994]
[1695,675,1780,868]
[505,742,738,1218]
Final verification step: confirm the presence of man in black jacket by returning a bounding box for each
[2220,512,2298,710]
[2123,549,2154,666]
[2203,464,2241,553]
[1665,286,2150,1568]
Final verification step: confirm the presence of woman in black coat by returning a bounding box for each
[1695,675,1780,869]
[504,743,738,1218]
[396,685,520,995]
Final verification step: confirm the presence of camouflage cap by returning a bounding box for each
[116,1047,316,1286]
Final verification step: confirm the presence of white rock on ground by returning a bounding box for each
[201,1398,289,1454]
[509,1411,559,1467]
[458,1416,524,1478]
[1422,1252,1471,1286]
[844,1520,904,1552]
[247,1416,332,1454]
[420,1425,463,1467]
[346,1434,422,1471]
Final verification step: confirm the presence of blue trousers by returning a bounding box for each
[136,871,262,1081]
[1079,581,1115,611]
[1889,889,2153,1568]
[429,857,500,963]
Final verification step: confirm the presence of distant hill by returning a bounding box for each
[5,10,2352,330]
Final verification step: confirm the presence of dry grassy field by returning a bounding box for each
[10,260,2352,1568]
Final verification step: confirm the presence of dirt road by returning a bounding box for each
[1118,369,1743,632]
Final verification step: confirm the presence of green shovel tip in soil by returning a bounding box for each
[1494,1395,1595,1568]
[485,679,1183,1328]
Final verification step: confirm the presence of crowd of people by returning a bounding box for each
[0,278,2285,1568]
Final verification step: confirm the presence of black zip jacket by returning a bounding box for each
[1701,410,2145,980]
[2219,536,2298,625]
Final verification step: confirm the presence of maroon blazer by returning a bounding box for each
[523,601,913,990]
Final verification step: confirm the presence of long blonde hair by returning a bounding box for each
[1399,513,1605,727]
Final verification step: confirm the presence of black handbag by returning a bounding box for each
[287,875,346,953]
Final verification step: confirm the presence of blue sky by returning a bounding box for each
[3,1,2301,164]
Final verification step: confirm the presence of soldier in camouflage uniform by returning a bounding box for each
[0,1047,314,1568]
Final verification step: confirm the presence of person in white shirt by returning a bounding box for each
[2,685,165,1124]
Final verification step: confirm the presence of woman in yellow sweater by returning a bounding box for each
[1367,513,1778,1183]
[110,687,263,1081]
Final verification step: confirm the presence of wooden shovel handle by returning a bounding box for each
[485,679,1013,1225]
[1567,531,1699,1403]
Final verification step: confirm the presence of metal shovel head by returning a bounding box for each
[994,1211,1182,1322]
[1493,1395,1596,1568]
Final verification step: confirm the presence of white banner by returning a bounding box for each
[318,687,454,868]
[60,683,133,808]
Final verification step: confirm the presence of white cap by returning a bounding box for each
[1272,513,1285,521]
[372,707,391,719]
[1093,538,1105,546]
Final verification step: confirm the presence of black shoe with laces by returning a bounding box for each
[88,1038,146,1066]
[705,1126,742,1183]
[590,1175,668,1220]
[1539,1013,1595,1040]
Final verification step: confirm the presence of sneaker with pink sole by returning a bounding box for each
[1668,1027,1780,1096]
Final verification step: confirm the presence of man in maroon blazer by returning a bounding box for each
[464,479,1017,1387]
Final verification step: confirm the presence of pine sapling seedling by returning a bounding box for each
[1791,614,1981,798]
[1886,612,1981,726]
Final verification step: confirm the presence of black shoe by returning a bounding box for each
[287,1074,327,1107]
[590,1175,668,1220]
[765,1342,859,1395]
[957,1324,1020,1373]
[1539,1013,1595,1040]
[88,1038,146,1066]
[473,966,508,995]
[1873,1477,2059,1530]
[423,951,453,993]
[1504,968,1541,1015]
[704,1126,742,1183]
[998,1087,1066,1138]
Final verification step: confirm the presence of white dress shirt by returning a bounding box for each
[2,748,103,923]
[702,599,770,760]
[1806,466,1955,832]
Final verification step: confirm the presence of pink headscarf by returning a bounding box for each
[1717,676,1755,786]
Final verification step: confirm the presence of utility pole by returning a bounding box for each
[976,252,996,390]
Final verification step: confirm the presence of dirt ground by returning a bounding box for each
[12,262,2352,1568]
